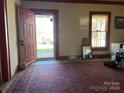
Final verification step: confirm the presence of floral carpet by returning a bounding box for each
[6,60,124,93]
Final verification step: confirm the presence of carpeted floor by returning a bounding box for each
[5,60,124,93]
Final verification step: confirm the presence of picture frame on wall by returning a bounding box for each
[115,16,124,29]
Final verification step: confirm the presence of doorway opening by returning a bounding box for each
[35,14,55,59]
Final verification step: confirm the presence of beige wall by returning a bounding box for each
[7,0,21,77]
[15,0,21,5]
[23,1,124,56]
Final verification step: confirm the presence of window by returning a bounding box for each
[89,12,111,50]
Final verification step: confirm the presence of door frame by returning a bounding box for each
[0,0,11,81]
[89,11,111,51]
[30,9,59,60]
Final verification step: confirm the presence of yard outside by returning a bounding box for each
[37,44,54,58]
[35,15,54,58]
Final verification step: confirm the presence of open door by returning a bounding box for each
[17,6,36,65]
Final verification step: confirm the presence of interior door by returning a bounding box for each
[17,6,36,64]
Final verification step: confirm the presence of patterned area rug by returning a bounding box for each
[6,60,124,93]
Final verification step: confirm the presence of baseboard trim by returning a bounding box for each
[57,56,68,60]
[18,60,36,70]
[58,55,81,60]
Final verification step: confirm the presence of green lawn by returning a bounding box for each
[37,48,54,58]
[37,48,53,52]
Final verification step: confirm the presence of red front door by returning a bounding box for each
[17,6,36,64]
